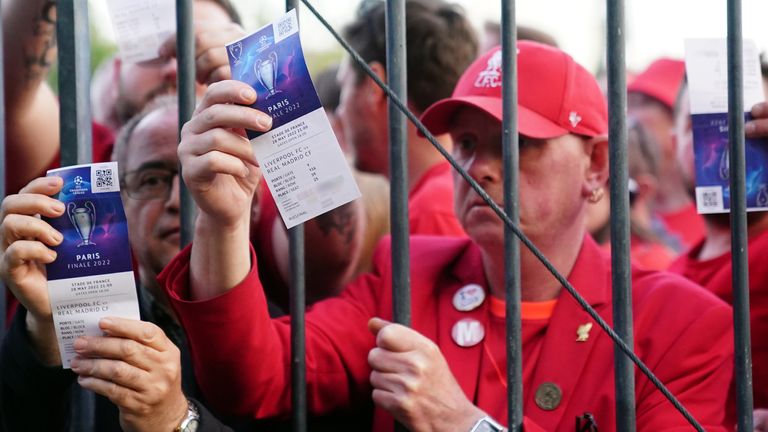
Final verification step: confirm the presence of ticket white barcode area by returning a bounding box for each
[273,9,298,43]
[91,163,121,193]
[696,186,725,213]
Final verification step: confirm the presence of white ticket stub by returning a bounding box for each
[44,162,140,368]
[106,0,175,64]
[227,10,361,228]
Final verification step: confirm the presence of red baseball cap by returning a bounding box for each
[420,41,608,139]
[627,58,685,110]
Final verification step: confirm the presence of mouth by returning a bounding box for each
[158,226,180,240]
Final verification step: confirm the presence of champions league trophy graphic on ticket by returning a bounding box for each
[256,51,281,99]
[226,9,360,229]
[44,162,139,368]
[685,38,768,214]
[68,200,97,247]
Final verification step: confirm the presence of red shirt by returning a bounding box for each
[408,162,465,237]
[4,122,115,327]
[161,234,732,431]
[669,228,768,411]
[658,203,706,250]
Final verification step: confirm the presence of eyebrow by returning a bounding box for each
[129,160,178,173]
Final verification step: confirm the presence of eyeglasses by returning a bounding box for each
[121,167,178,200]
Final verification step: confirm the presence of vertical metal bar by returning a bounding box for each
[288,224,306,432]
[500,1,522,430]
[57,2,94,430]
[57,0,92,166]
[0,0,6,337]
[176,0,196,247]
[727,0,754,429]
[386,0,409,326]
[606,1,635,430]
[386,1,409,430]
[284,4,306,432]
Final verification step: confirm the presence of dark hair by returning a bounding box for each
[315,65,341,111]
[342,0,478,113]
[201,0,242,25]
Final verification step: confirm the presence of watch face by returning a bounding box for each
[476,419,503,432]
[183,419,199,432]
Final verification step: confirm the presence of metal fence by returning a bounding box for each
[1,0,755,430]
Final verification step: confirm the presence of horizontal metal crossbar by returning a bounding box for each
[299,0,704,429]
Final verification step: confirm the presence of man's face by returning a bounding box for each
[450,108,590,248]
[115,1,232,125]
[121,108,181,282]
[335,58,388,176]
[627,93,674,159]
[673,87,696,193]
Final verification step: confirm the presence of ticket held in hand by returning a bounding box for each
[44,162,140,368]
[226,9,361,228]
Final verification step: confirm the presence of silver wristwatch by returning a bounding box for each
[470,416,507,432]
[174,399,200,432]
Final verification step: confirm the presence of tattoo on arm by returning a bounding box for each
[315,202,356,245]
[23,2,57,83]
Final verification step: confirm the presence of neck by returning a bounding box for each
[480,223,586,302]
[406,127,453,192]
[653,182,693,214]
[139,268,178,322]
[698,212,768,260]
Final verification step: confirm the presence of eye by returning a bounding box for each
[137,170,173,190]
[453,134,477,161]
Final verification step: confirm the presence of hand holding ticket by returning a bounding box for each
[42,162,140,368]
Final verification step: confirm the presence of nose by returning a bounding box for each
[166,174,181,212]
[161,58,178,86]
[465,151,501,185]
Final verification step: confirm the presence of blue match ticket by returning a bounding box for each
[44,162,139,368]
[685,39,768,214]
[227,9,360,228]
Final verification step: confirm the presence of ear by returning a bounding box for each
[633,173,658,205]
[364,61,388,107]
[581,134,609,198]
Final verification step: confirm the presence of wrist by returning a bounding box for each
[452,405,487,432]
[173,398,200,432]
[25,311,60,366]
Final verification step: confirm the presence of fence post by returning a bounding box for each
[0,0,6,337]
[606,1,636,430]
[176,0,196,248]
[57,1,94,429]
[283,3,307,432]
[726,0,754,429]
[500,0,523,430]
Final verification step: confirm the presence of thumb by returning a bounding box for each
[368,317,391,336]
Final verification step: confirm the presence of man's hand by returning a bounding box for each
[746,102,768,138]
[159,21,246,85]
[367,318,486,432]
[178,80,269,228]
[0,176,63,320]
[71,317,188,432]
[0,176,64,364]
[755,409,768,432]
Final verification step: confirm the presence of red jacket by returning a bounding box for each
[669,227,768,412]
[408,162,466,237]
[162,235,732,431]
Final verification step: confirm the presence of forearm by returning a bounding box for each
[3,0,61,193]
[189,213,252,301]
[3,0,57,107]
[277,200,363,303]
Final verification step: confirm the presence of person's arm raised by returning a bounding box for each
[178,80,272,301]
[3,0,61,194]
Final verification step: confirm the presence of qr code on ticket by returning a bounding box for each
[91,165,120,193]
[277,16,294,38]
[696,186,724,213]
